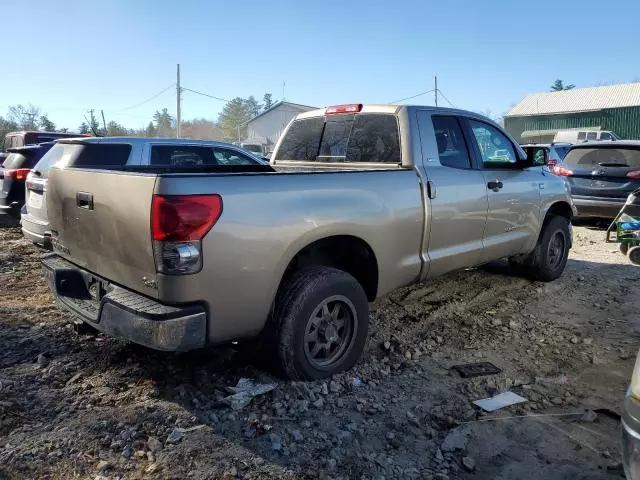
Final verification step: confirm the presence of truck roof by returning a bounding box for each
[570,140,640,148]
[56,137,243,148]
[295,104,502,125]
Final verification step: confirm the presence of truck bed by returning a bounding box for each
[46,164,425,343]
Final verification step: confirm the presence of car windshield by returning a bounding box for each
[550,145,570,160]
[563,147,640,167]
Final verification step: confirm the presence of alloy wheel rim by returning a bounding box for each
[303,295,357,369]
[548,231,566,269]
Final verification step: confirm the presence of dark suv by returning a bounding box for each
[553,141,640,218]
[0,143,54,217]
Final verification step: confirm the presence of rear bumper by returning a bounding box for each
[41,254,207,352]
[572,195,626,219]
[21,214,51,247]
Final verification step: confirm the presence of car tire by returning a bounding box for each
[628,246,640,266]
[524,215,571,282]
[620,243,630,256]
[268,266,369,380]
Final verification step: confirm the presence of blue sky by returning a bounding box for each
[1,0,639,131]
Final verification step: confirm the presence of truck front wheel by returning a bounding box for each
[269,266,369,380]
[521,215,571,281]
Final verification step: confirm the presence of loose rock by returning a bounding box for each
[462,456,476,472]
[166,429,184,444]
[270,433,283,452]
[147,436,163,452]
[36,353,49,368]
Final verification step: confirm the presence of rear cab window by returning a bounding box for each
[150,145,260,166]
[274,113,401,163]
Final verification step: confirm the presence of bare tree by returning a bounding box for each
[8,104,42,130]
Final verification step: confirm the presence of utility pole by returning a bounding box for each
[434,76,438,107]
[101,110,107,135]
[176,64,181,138]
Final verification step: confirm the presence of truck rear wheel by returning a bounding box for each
[269,266,369,380]
[523,215,570,281]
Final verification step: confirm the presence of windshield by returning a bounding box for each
[563,147,640,167]
[550,145,570,160]
[274,114,400,163]
[243,144,262,153]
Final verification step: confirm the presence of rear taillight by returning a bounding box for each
[3,168,31,181]
[552,166,573,176]
[151,194,223,274]
[627,171,640,179]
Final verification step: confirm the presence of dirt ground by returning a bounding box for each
[0,219,639,480]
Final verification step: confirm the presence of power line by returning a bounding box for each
[181,87,229,103]
[390,89,436,104]
[437,89,456,108]
[110,84,175,113]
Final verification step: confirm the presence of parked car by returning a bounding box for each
[0,142,54,217]
[623,350,640,479]
[22,138,263,247]
[554,129,620,144]
[42,105,575,380]
[521,143,572,169]
[553,141,640,218]
[1,131,87,163]
[240,142,264,156]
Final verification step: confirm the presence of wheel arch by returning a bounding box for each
[275,234,379,303]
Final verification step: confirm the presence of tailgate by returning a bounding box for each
[47,168,159,297]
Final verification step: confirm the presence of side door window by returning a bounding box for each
[531,147,547,166]
[586,132,597,141]
[599,132,612,141]
[150,145,214,166]
[577,132,586,141]
[431,116,472,169]
[467,120,518,168]
[212,148,259,165]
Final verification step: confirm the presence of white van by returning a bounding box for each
[553,130,620,144]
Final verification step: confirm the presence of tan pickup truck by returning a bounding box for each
[42,104,575,380]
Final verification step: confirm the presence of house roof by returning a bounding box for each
[247,101,317,124]
[506,83,640,117]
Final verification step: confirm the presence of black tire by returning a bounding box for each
[620,243,630,256]
[267,266,369,380]
[524,215,571,282]
[628,246,640,266]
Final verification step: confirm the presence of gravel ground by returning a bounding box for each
[0,220,639,479]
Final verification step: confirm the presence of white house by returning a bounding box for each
[245,101,316,148]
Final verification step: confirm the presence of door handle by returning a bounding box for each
[487,181,503,191]
[76,192,94,210]
[427,180,437,199]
